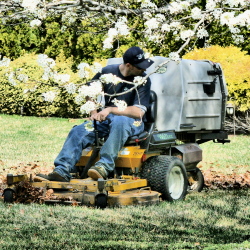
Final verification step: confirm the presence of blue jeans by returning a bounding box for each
[54,114,144,180]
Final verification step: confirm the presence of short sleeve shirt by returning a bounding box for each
[92,64,151,110]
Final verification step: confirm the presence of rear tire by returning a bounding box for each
[141,156,188,201]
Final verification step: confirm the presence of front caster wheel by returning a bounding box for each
[3,189,15,203]
[95,193,107,209]
[187,167,204,192]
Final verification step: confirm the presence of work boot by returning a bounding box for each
[88,165,107,180]
[37,171,70,182]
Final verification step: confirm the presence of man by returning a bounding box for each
[40,46,154,182]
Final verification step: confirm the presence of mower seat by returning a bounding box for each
[125,90,157,144]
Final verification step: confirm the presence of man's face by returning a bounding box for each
[129,64,146,76]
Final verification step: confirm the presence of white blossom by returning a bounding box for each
[143,12,152,20]
[170,22,182,30]
[155,14,166,22]
[100,74,121,85]
[80,101,97,114]
[212,9,223,20]
[17,74,29,83]
[232,34,244,44]
[8,72,17,86]
[187,0,199,3]
[141,0,157,9]
[196,28,209,39]
[30,19,42,27]
[103,17,130,49]
[115,17,130,36]
[220,12,235,26]
[65,82,77,94]
[179,1,190,10]
[37,54,48,67]
[180,29,194,41]
[145,18,160,30]
[61,25,67,33]
[103,37,114,49]
[169,52,180,61]
[53,73,70,84]
[78,81,103,99]
[133,121,142,127]
[24,87,36,94]
[168,2,184,14]
[91,62,102,74]
[162,23,171,32]
[112,98,127,111]
[35,8,47,20]
[148,34,162,43]
[75,94,85,105]
[42,67,54,81]
[108,28,118,37]
[191,7,202,20]
[21,0,40,12]
[225,0,247,8]
[236,10,250,26]
[61,9,78,24]
[77,85,88,96]
[229,27,241,34]
[206,0,217,11]
[84,120,94,131]
[37,54,55,68]
[77,62,90,78]
[144,52,153,59]
[42,91,57,102]
[133,76,147,86]
[0,57,11,67]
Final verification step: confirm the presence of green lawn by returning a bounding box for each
[0,114,249,250]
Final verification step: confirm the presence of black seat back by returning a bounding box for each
[144,90,157,134]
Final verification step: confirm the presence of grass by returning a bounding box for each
[0,114,86,171]
[0,191,249,249]
[0,114,250,249]
[198,135,250,174]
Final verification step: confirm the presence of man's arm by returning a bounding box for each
[90,106,144,122]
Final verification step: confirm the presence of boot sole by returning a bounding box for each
[37,172,69,182]
[88,169,105,180]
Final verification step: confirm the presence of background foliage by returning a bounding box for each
[0,2,249,118]
[1,45,249,118]
[0,53,83,117]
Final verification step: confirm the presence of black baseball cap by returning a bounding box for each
[123,46,154,69]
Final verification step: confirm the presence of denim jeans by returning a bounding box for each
[53,114,144,180]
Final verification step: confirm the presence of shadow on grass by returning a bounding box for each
[0,190,249,249]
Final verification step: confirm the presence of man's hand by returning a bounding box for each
[90,108,110,122]
[90,106,144,122]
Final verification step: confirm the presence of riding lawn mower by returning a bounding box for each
[3,57,230,208]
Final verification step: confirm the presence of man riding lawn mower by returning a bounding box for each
[4,49,229,208]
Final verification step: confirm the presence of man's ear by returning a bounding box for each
[126,63,133,68]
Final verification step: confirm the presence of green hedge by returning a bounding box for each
[0,80,82,118]
[0,53,83,118]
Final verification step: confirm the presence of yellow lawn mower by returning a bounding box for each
[3,57,230,208]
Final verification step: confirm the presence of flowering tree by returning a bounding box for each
[0,0,249,119]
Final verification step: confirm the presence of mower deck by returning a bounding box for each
[4,174,160,207]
